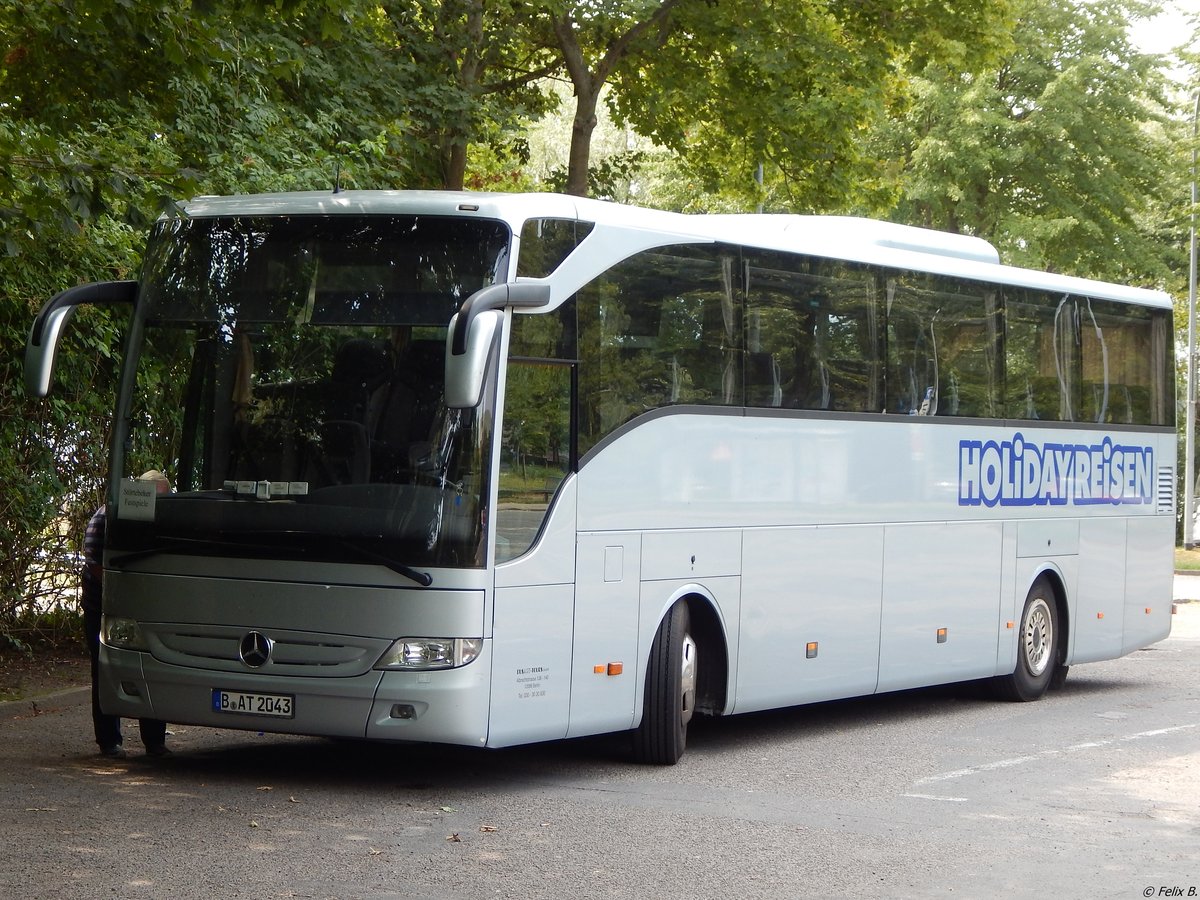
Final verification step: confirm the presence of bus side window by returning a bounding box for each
[1004,288,1080,421]
[496,358,572,562]
[745,351,782,407]
[744,252,878,413]
[885,273,1000,418]
[574,245,739,454]
[1078,297,1168,426]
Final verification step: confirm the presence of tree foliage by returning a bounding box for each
[0,0,1190,638]
[0,0,441,638]
[605,0,1015,210]
[526,0,1015,202]
[860,0,1179,286]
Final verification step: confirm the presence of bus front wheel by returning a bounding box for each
[633,601,697,765]
[995,578,1058,702]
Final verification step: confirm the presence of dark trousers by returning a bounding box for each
[84,607,167,750]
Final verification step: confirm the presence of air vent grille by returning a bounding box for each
[1157,467,1174,514]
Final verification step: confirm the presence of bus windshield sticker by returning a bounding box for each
[118,479,158,521]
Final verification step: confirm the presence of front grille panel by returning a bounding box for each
[147,625,388,677]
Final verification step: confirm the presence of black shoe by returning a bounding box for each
[100,744,126,759]
[144,744,171,757]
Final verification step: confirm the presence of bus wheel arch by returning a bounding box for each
[681,593,729,717]
[1043,570,1071,690]
[995,571,1068,701]
[633,592,729,765]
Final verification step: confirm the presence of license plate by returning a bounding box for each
[212,689,294,718]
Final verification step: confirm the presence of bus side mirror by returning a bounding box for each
[445,310,501,409]
[25,281,137,397]
[444,282,551,409]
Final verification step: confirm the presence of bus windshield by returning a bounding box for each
[110,213,511,572]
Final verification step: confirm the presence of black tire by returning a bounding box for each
[633,602,697,765]
[994,577,1058,702]
[1050,663,1070,691]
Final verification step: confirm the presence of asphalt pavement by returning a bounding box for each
[1,586,1197,899]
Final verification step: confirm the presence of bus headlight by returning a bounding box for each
[375,638,482,670]
[102,616,148,651]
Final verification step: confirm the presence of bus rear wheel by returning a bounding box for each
[633,601,697,765]
[995,578,1058,702]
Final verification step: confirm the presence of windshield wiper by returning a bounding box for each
[108,539,204,569]
[335,540,433,587]
[108,535,302,569]
[110,535,433,586]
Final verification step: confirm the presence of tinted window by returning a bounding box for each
[516,218,595,278]
[1079,297,1173,426]
[885,273,1001,417]
[745,252,879,412]
[1002,289,1079,421]
[575,245,738,455]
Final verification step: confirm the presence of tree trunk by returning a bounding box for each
[553,2,679,198]
[444,140,468,191]
[566,87,601,197]
[440,0,483,191]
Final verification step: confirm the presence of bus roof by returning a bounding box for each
[178,190,1173,310]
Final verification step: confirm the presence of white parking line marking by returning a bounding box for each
[913,724,1199,786]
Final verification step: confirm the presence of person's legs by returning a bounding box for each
[84,606,123,755]
[138,718,168,755]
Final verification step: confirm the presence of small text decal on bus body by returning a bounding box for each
[516,666,549,700]
[958,433,1154,507]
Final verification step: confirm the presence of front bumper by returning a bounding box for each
[99,641,492,746]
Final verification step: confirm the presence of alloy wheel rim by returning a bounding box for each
[1023,597,1053,676]
[680,633,697,726]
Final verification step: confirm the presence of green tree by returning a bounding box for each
[0,0,204,640]
[582,0,1013,207]
[539,0,681,196]
[862,0,1177,284]
[0,0,463,639]
[0,224,137,642]
[378,0,559,190]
